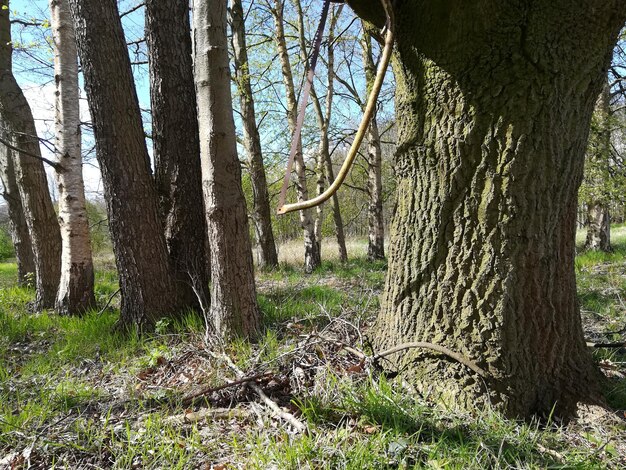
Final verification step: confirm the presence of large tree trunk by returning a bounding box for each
[68,0,179,329]
[0,0,61,309]
[361,25,385,261]
[230,0,279,270]
[51,0,96,315]
[145,0,210,311]
[272,0,320,273]
[0,139,35,285]
[193,0,260,338]
[362,1,626,418]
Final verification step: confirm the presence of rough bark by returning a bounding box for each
[361,24,385,261]
[230,0,279,270]
[359,0,626,418]
[68,0,179,328]
[145,0,210,310]
[50,0,96,315]
[272,0,320,273]
[0,0,61,309]
[585,203,611,252]
[193,0,260,338]
[0,139,35,285]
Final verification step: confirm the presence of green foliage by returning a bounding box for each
[0,227,14,261]
[85,200,111,254]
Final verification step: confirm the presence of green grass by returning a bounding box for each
[0,235,624,468]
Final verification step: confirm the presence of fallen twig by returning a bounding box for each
[97,288,121,315]
[181,372,273,407]
[210,351,307,434]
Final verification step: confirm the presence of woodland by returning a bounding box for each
[1,0,626,468]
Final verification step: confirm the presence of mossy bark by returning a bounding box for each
[369,0,626,417]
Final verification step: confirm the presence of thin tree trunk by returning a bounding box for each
[193,0,260,338]
[272,0,320,273]
[298,2,348,263]
[585,203,611,251]
[583,83,613,252]
[0,138,35,285]
[230,0,278,270]
[50,0,96,314]
[355,0,626,417]
[145,0,210,311]
[68,0,179,329]
[0,0,61,309]
[361,25,385,261]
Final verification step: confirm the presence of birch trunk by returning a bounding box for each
[298,3,347,263]
[0,138,35,285]
[146,0,210,310]
[347,0,626,417]
[230,0,278,270]
[50,0,96,314]
[68,0,179,328]
[272,0,320,273]
[0,0,61,309]
[361,25,385,261]
[193,0,260,338]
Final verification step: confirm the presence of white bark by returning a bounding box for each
[51,0,95,314]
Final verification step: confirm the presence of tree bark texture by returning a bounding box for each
[193,0,260,338]
[68,0,179,328]
[272,0,320,273]
[145,0,210,310]
[50,0,96,315]
[361,24,385,261]
[364,0,626,417]
[0,0,61,309]
[230,0,279,270]
[0,137,35,285]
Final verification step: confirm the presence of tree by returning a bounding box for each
[348,0,626,417]
[0,0,61,310]
[361,23,385,261]
[581,83,613,252]
[145,0,210,309]
[230,0,279,270]
[271,0,321,273]
[294,0,349,263]
[50,0,96,314]
[0,137,35,285]
[193,0,260,337]
[68,0,179,328]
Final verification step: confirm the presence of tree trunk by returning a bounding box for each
[50,0,96,315]
[0,139,35,285]
[0,0,61,309]
[361,25,385,261]
[585,203,611,251]
[360,0,626,418]
[230,0,279,270]
[145,0,210,311]
[68,0,179,329]
[272,0,320,273]
[298,2,348,264]
[583,82,613,252]
[193,0,260,338]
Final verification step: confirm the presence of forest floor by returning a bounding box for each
[0,232,625,469]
